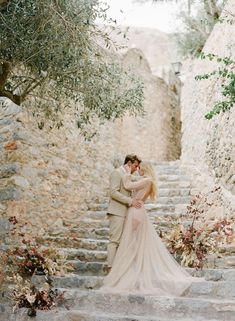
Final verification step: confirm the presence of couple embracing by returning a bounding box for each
[101,154,203,295]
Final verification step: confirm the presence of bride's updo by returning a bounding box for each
[139,161,157,201]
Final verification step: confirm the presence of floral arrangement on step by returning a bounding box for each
[6,216,72,277]
[165,187,234,268]
[7,242,71,277]
[9,274,64,317]
[1,216,73,317]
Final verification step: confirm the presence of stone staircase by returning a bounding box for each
[1,161,235,321]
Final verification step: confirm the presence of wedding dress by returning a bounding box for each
[102,174,203,296]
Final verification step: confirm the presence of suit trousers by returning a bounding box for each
[107,214,125,267]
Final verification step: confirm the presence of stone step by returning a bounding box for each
[67,260,235,276]
[158,188,190,197]
[57,266,235,283]
[156,196,191,205]
[207,255,235,269]
[41,224,182,246]
[41,229,110,246]
[68,227,109,240]
[61,311,218,321]
[156,174,190,182]
[186,280,235,298]
[41,230,233,261]
[65,248,107,262]
[41,233,234,260]
[83,209,187,221]
[59,290,235,320]
[190,267,235,281]
[218,244,235,255]
[52,274,103,290]
[88,203,189,213]
[155,167,182,173]
[51,275,235,298]
[66,218,192,232]
[1,307,219,321]
[68,238,108,251]
[69,260,106,275]
[38,230,108,247]
[145,203,188,213]
[158,181,191,189]
[39,236,109,250]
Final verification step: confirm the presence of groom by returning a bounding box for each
[106,154,142,272]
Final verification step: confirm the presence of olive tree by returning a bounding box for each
[0,0,144,136]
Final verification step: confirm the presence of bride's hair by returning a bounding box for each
[139,161,157,201]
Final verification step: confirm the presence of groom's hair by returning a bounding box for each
[124,154,141,165]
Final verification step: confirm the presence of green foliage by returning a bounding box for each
[195,52,235,119]
[135,0,226,58]
[0,0,144,136]
[174,0,225,58]
[175,26,207,58]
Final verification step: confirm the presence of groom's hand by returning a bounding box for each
[132,199,142,208]
[124,164,131,174]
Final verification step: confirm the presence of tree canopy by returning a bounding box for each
[0,0,144,137]
[134,0,225,57]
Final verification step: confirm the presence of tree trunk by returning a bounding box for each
[0,61,22,105]
[204,0,221,20]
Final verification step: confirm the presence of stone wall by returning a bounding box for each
[181,0,235,215]
[0,49,180,231]
[0,98,118,233]
[116,48,181,161]
[106,25,179,76]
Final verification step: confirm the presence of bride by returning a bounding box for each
[102,161,203,296]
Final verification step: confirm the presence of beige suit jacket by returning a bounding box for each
[107,166,132,217]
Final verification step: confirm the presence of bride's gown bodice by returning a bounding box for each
[125,175,152,203]
[102,174,203,296]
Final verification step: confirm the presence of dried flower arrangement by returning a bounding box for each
[10,274,64,317]
[1,216,72,316]
[7,243,70,277]
[164,187,234,268]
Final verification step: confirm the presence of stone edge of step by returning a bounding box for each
[0,307,221,321]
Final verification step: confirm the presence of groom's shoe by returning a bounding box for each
[104,266,112,274]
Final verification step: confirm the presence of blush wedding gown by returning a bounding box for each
[101,174,203,296]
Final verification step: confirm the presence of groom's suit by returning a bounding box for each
[107,166,132,267]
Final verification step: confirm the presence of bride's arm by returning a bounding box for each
[122,174,151,191]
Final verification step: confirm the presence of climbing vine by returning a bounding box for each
[195,52,235,119]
